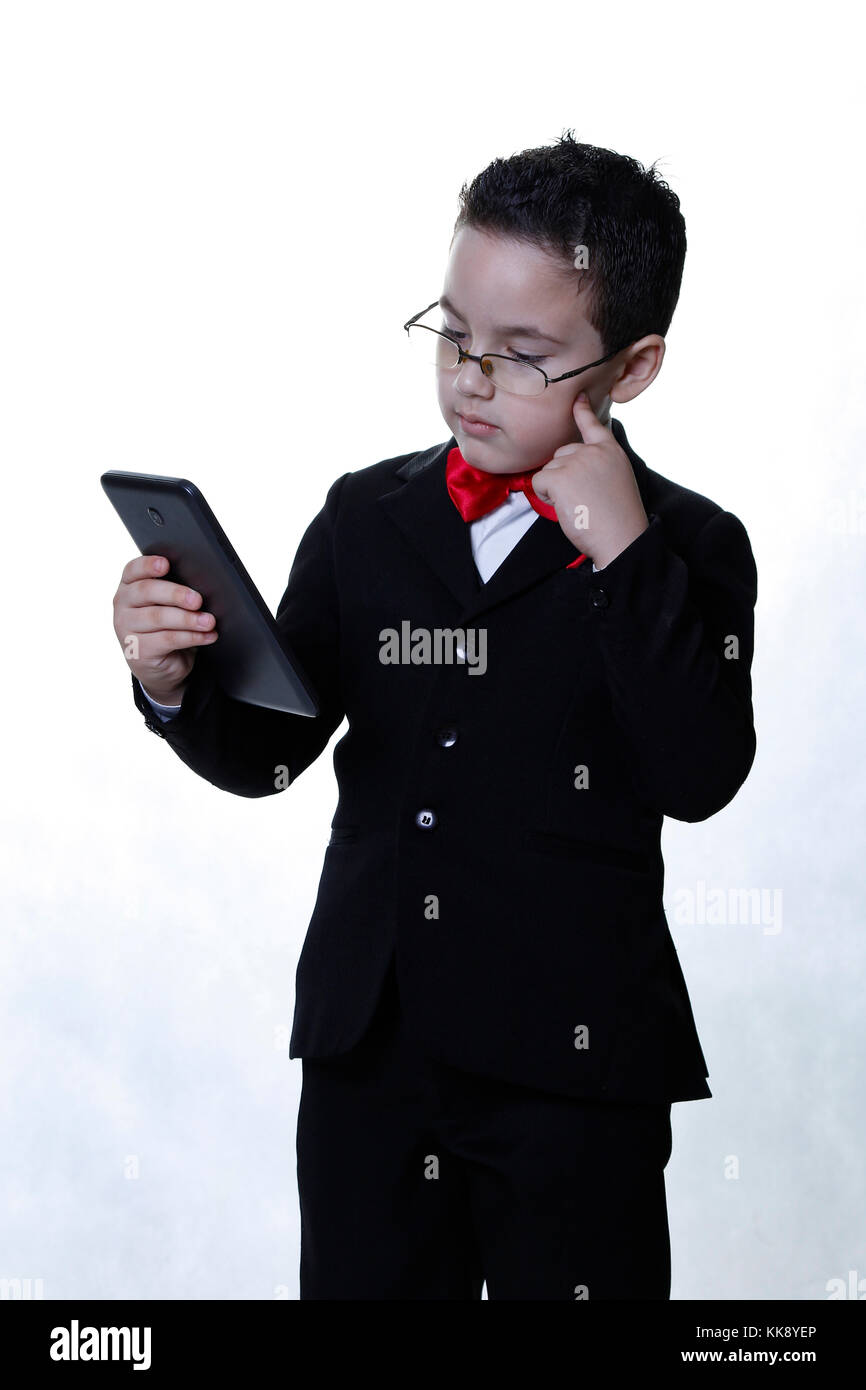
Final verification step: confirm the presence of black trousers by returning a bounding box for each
[296,957,673,1300]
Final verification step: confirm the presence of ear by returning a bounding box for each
[609,336,666,406]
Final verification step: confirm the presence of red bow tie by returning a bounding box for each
[446,445,559,522]
[446,446,587,569]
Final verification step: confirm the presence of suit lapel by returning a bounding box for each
[378,420,650,621]
[378,439,482,613]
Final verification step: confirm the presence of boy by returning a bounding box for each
[113,133,757,1300]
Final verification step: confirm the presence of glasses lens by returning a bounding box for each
[404,315,547,395]
[482,356,546,397]
[406,324,460,370]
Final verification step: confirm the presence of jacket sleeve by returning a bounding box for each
[588,506,758,822]
[131,471,350,798]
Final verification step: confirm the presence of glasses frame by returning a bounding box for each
[403,300,628,395]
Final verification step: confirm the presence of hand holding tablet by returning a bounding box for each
[103,471,319,716]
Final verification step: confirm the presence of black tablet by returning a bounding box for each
[101,470,319,716]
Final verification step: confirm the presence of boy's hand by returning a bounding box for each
[530,393,649,569]
[113,554,219,703]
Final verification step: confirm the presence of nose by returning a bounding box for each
[454,356,494,398]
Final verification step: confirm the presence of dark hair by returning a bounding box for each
[453,131,686,356]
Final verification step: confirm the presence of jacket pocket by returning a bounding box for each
[524,827,652,876]
[327,826,361,846]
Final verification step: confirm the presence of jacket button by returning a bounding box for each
[144,718,166,738]
[435,726,458,747]
[590,588,609,609]
[414,808,438,830]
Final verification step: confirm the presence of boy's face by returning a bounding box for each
[436,226,618,474]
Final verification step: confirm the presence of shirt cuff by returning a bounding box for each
[137,680,183,718]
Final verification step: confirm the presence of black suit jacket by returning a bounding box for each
[132,418,757,1103]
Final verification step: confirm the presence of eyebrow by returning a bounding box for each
[438,294,566,345]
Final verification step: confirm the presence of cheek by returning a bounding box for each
[512,395,575,444]
[436,375,456,420]
[546,393,584,444]
[557,389,583,423]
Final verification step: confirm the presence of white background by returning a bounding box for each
[1,0,864,1301]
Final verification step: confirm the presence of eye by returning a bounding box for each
[508,348,547,365]
[440,323,547,365]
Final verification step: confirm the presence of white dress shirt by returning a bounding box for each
[139,491,597,721]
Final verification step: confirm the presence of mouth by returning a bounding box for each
[457,413,499,435]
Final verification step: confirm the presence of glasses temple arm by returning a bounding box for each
[403,300,440,332]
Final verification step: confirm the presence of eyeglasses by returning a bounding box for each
[403,300,628,398]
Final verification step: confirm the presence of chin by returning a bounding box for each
[458,449,489,471]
